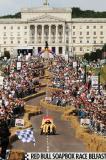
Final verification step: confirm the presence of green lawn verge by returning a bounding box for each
[87,65,106,84]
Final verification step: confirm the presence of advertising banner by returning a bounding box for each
[73,61,77,68]
[91,76,98,88]
[17,61,22,71]
[15,119,24,128]
[0,76,4,86]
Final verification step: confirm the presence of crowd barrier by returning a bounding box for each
[40,99,106,152]
[44,69,106,152]
[7,68,106,159]
[9,149,24,160]
[40,99,70,113]
[0,63,49,159]
[23,90,46,101]
[7,68,47,159]
[63,114,106,152]
[10,91,45,144]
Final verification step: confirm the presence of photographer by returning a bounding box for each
[0,120,11,159]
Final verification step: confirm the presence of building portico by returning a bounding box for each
[28,19,68,54]
[22,2,72,56]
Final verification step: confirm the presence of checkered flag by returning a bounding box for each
[24,153,30,160]
[16,128,35,146]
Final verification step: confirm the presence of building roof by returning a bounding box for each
[72,18,106,23]
[0,14,66,23]
[0,19,26,24]
[21,5,72,13]
[28,14,66,23]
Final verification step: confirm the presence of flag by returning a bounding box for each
[16,128,35,146]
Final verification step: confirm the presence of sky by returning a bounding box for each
[0,0,106,16]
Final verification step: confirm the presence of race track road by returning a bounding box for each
[12,95,86,152]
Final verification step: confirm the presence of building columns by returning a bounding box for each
[56,24,58,44]
[49,25,51,44]
[35,24,37,44]
[63,24,65,44]
[42,25,44,44]
[63,46,66,56]
[69,25,72,47]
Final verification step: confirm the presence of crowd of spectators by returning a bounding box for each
[0,55,45,159]
[0,55,45,128]
[46,56,106,136]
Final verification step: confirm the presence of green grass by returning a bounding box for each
[100,65,106,84]
[87,65,106,84]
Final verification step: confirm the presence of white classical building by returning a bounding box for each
[0,0,106,56]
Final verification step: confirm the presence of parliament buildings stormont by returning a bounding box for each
[0,1,106,57]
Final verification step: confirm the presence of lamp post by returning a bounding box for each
[76,60,79,79]
[65,24,71,63]
[65,46,69,63]
[68,50,69,63]
[32,47,35,57]
[0,44,1,58]
[98,71,100,94]
[74,52,76,60]
[97,64,103,95]
[84,65,87,84]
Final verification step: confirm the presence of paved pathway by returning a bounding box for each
[12,95,86,152]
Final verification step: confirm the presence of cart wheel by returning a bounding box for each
[40,129,43,135]
[53,128,56,135]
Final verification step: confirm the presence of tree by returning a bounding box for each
[0,12,21,19]
[84,44,106,62]
[72,7,106,18]
[102,43,106,59]
[84,53,90,61]
[4,51,10,59]
[88,49,102,62]
[1,8,106,19]
[89,52,96,61]
[102,43,106,52]
[95,49,102,60]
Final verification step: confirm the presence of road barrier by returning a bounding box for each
[40,99,71,112]
[63,112,106,152]
[36,68,106,152]
[9,149,24,160]
[8,84,46,159]
[40,99,106,152]
[23,90,46,101]
[10,91,45,144]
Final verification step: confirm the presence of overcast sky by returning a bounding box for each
[0,0,106,16]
